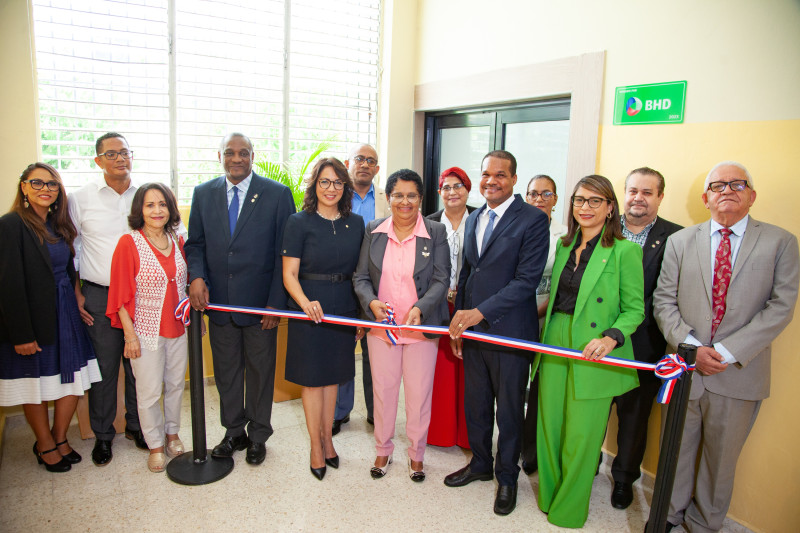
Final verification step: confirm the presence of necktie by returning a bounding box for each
[480,209,496,256]
[711,228,732,340]
[228,186,240,237]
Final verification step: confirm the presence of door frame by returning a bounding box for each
[412,51,605,207]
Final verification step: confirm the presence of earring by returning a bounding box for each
[24,195,29,208]
[606,212,613,219]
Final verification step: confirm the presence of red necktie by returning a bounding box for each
[711,228,732,340]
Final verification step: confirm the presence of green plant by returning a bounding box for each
[253,140,334,210]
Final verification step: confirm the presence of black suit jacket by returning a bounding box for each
[630,216,683,371]
[0,212,76,345]
[185,173,296,327]
[455,195,550,346]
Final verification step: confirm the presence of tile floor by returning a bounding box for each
[0,364,753,533]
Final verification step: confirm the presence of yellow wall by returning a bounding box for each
[0,0,41,457]
[409,1,800,531]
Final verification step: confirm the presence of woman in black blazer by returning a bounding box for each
[353,169,450,482]
[0,163,100,472]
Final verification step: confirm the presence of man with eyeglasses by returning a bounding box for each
[69,132,148,465]
[654,161,798,532]
[185,132,295,466]
[608,167,682,510]
[444,150,549,515]
[331,143,388,436]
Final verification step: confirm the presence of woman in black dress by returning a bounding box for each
[0,163,101,472]
[282,157,365,480]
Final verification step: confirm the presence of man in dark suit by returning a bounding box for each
[609,167,682,509]
[444,150,549,516]
[185,132,295,465]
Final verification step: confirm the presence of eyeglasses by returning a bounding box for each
[25,179,60,192]
[440,183,465,193]
[223,150,252,159]
[571,196,610,208]
[98,150,133,160]
[527,191,555,200]
[318,179,344,190]
[389,193,421,203]
[352,155,378,167]
[707,180,749,193]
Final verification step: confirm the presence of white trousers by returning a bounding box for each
[129,334,188,449]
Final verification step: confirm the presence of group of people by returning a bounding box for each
[0,131,796,533]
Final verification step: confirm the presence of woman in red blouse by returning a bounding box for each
[107,183,188,473]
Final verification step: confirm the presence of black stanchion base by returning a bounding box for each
[166,451,234,486]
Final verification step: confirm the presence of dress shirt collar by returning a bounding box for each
[372,211,430,243]
[440,209,470,234]
[355,183,376,201]
[710,214,748,237]
[480,194,515,221]
[226,172,253,193]
[95,177,137,196]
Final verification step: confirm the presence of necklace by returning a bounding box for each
[144,230,170,251]
[316,210,341,235]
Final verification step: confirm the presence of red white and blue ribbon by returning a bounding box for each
[175,298,694,404]
[383,303,399,345]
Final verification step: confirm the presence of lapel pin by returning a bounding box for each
[251,198,255,203]
[253,194,258,198]
[656,240,660,244]
[422,251,430,257]
[424,246,428,250]
[651,244,656,248]
[346,224,349,228]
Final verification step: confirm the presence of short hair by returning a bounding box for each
[95,132,128,155]
[385,169,423,197]
[301,157,354,217]
[703,161,754,191]
[482,150,517,176]
[561,174,624,248]
[128,183,182,233]
[527,174,557,195]
[347,143,378,161]
[219,132,254,153]
[625,167,665,195]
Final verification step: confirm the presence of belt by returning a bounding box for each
[81,280,109,290]
[299,273,352,283]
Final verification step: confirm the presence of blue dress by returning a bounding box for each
[0,234,101,405]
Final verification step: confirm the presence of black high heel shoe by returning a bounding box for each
[33,442,71,473]
[56,440,82,464]
[310,464,327,480]
[324,455,339,469]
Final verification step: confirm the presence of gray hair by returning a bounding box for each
[704,161,754,190]
[347,143,377,161]
[219,132,253,152]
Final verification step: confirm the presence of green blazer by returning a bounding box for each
[534,229,645,400]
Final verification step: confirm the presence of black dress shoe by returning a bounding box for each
[246,441,267,465]
[92,439,113,466]
[331,414,350,436]
[611,481,634,509]
[125,427,148,450]
[521,459,537,475]
[494,483,518,515]
[56,440,82,464]
[310,464,327,480]
[33,443,71,472]
[444,465,493,487]
[644,521,677,532]
[325,455,339,469]
[211,434,250,458]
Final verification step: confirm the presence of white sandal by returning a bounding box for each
[166,438,184,458]
[148,452,167,473]
[370,455,393,479]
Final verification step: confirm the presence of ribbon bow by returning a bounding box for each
[655,353,692,404]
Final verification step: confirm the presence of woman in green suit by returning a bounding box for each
[535,174,644,528]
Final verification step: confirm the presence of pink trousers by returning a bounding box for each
[367,335,438,462]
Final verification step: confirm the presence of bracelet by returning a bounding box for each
[124,337,139,344]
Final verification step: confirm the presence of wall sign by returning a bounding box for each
[613,81,687,125]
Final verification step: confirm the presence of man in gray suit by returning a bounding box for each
[654,161,799,532]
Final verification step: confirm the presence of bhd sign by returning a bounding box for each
[613,81,687,125]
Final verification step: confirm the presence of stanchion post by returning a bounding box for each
[166,308,234,485]
[645,343,698,533]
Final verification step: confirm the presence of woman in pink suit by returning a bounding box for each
[353,169,450,482]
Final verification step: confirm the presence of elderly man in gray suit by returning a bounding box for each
[653,161,799,533]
